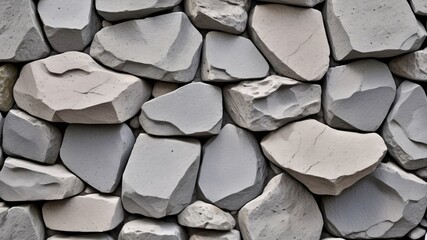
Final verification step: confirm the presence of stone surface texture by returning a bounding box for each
[178,201,235,230]
[119,218,187,240]
[190,230,241,240]
[0,64,19,111]
[257,0,324,7]
[389,47,427,82]
[0,204,45,240]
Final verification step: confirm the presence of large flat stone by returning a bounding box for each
[389,47,427,82]
[0,204,45,240]
[0,64,19,111]
[119,218,187,240]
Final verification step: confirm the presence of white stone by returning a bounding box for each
[410,0,427,15]
[324,0,426,61]
[389,47,427,82]
[408,227,426,239]
[178,201,235,230]
[249,4,330,81]
[261,119,387,195]
[224,75,321,131]
[152,82,179,98]
[122,134,201,218]
[202,31,269,82]
[0,204,45,240]
[48,234,114,240]
[60,124,135,193]
[0,64,19,111]
[198,124,267,210]
[3,109,62,164]
[321,162,427,238]
[256,0,324,7]
[190,230,241,240]
[13,51,151,124]
[140,82,222,136]
[238,173,323,240]
[323,59,396,132]
[90,12,202,83]
[42,193,125,232]
[119,218,187,240]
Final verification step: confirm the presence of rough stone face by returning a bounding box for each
[140,82,222,136]
[90,12,202,83]
[261,119,387,195]
[224,75,321,131]
[122,134,201,218]
[198,124,267,210]
[185,0,249,34]
[60,124,135,193]
[13,51,151,124]
[0,64,19,111]
[238,173,323,240]
[257,0,324,7]
[202,31,269,82]
[190,230,241,240]
[381,81,427,170]
[48,234,114,240]
[119,219,187,240]
[321,162,427,238]
[410,0,427,15]
[0,204,45,240]
[152,82,179,98]
[389,47,427,82]
[249,4,330,81]
[323,59,396,132]
[0,0,50,62]
[96,0,181,21]
[178,201,235,230]
[42,194,125,232]
[324,0,426,61]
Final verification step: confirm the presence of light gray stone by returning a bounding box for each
[389,47,427,82]
[0,64,18,111]
[0,204,45,240]
[190,230,241,240]
[410,0,427,15]
[119,218,187,240]
[48,234,114,240]
[178,201,235,230]
[257,0,324,7]
[408,227,426,239]
[90,12,202,83]
[152,82,179,98]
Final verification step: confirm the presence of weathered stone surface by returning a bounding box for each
[224,75,321,131]
[261,119,387,195]
[0,0,50,62]
[0,204,45,240]
[257,0,323,7]
[190,230,241,240]
[249,4,330,81]
[381,81,427,170]
[91,12,202,83]
[60,124,134,193]
[408,227,426,239]
[13,51,151,124]
[324,0,426,61]
[389,47,427,82]
[122,134,201,218]
[321,162,427,238]
[239,173,323,240]
[198,124,267,210]
[178,201,235,230]
[48,234,114,240]
[140,82,222,136]
[202,31,269,82]
[3,109,62,164]
[0,64,18,111]
[152,82,179,98]
[410,0,427,15]
[43,194,125,232]
[323,59,396,132]
[119,218,187,240]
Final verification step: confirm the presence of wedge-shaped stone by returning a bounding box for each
[48,234,114,240]
[261,119,387,195]
[323,60,396,132]
[140,82,222,136]
[325,0,426,61]
[0,64,19,111]
[257,0,323,7]
[224,75,321,131]
[321,162,427,239]
[0,204,45,240]
[410,0,427,15]
[91,12,202,83]
[249,4,330,81]
[13,51,151,124]
[178,201,235,230]
[119,218,187,240]
[389,47,427,82]
[239,173,323,240]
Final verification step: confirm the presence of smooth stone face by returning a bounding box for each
[198,124,267,210]
[261,119,387,195]
[410,0,427,15]
[140,82,223,136]
[256,0,324,7]
[0,0,50,62]
[190,230,241,240]
[178,201,235,230]
[381,81,427,170]
[152,82,179,98]
[224,75,321,131]
[48,234,114,240]
[389,47,427,82]
[238,173,323,240]
[119,219,187,240]
[42,194,125,232]
[0,204,45,240]
[122,134,201,218]
[90,12,202,83]
[60,124,135,193]
[0,64,19,111]
[325,0,426,61]
[408,227,426,239]
[321,162,427,238]
[323,59,396,132]
[249,4,330,81]
[202,31,269,82]
[3,109,62,164]
[13,51,151,124]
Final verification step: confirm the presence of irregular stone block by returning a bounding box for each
[119,218,187,240]
[0,64,19,111]
[257,0,323,7]
[389,47,427,82]
[178,201,235,230]
[410,0,427,15]
[190,230,241,240]
[48,234,114,240]
[0,204,45,240]
[408,227,426,240]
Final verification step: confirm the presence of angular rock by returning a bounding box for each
[3,109,62,164]
[140,82,222,136]
[119,218,187,240]
[321,162,427,238]
[0,0,50,62]
[238,173,323,240]
[257,0,323,7]
[224,75,321,131]
[389,47,427,82]
[198,124,267,210]
[60,124,135,193]
[42,194,125,232]
[178,201,235,230]
[0,204,45,240]
[249,4,330,81]
[323,59,396,132]
[202,31,269,82]
[152,82,179,98]
[408,227,426,240]
[410,0,427,15]
[381,81,427,170]
[91,12,202,83]
[190,230,241,240]
[324,0,426,61]
[48,234,114,240]
[0,64,19,111]
[13,51,151,124]
[261,119,387,195]
[122,134,201,218]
